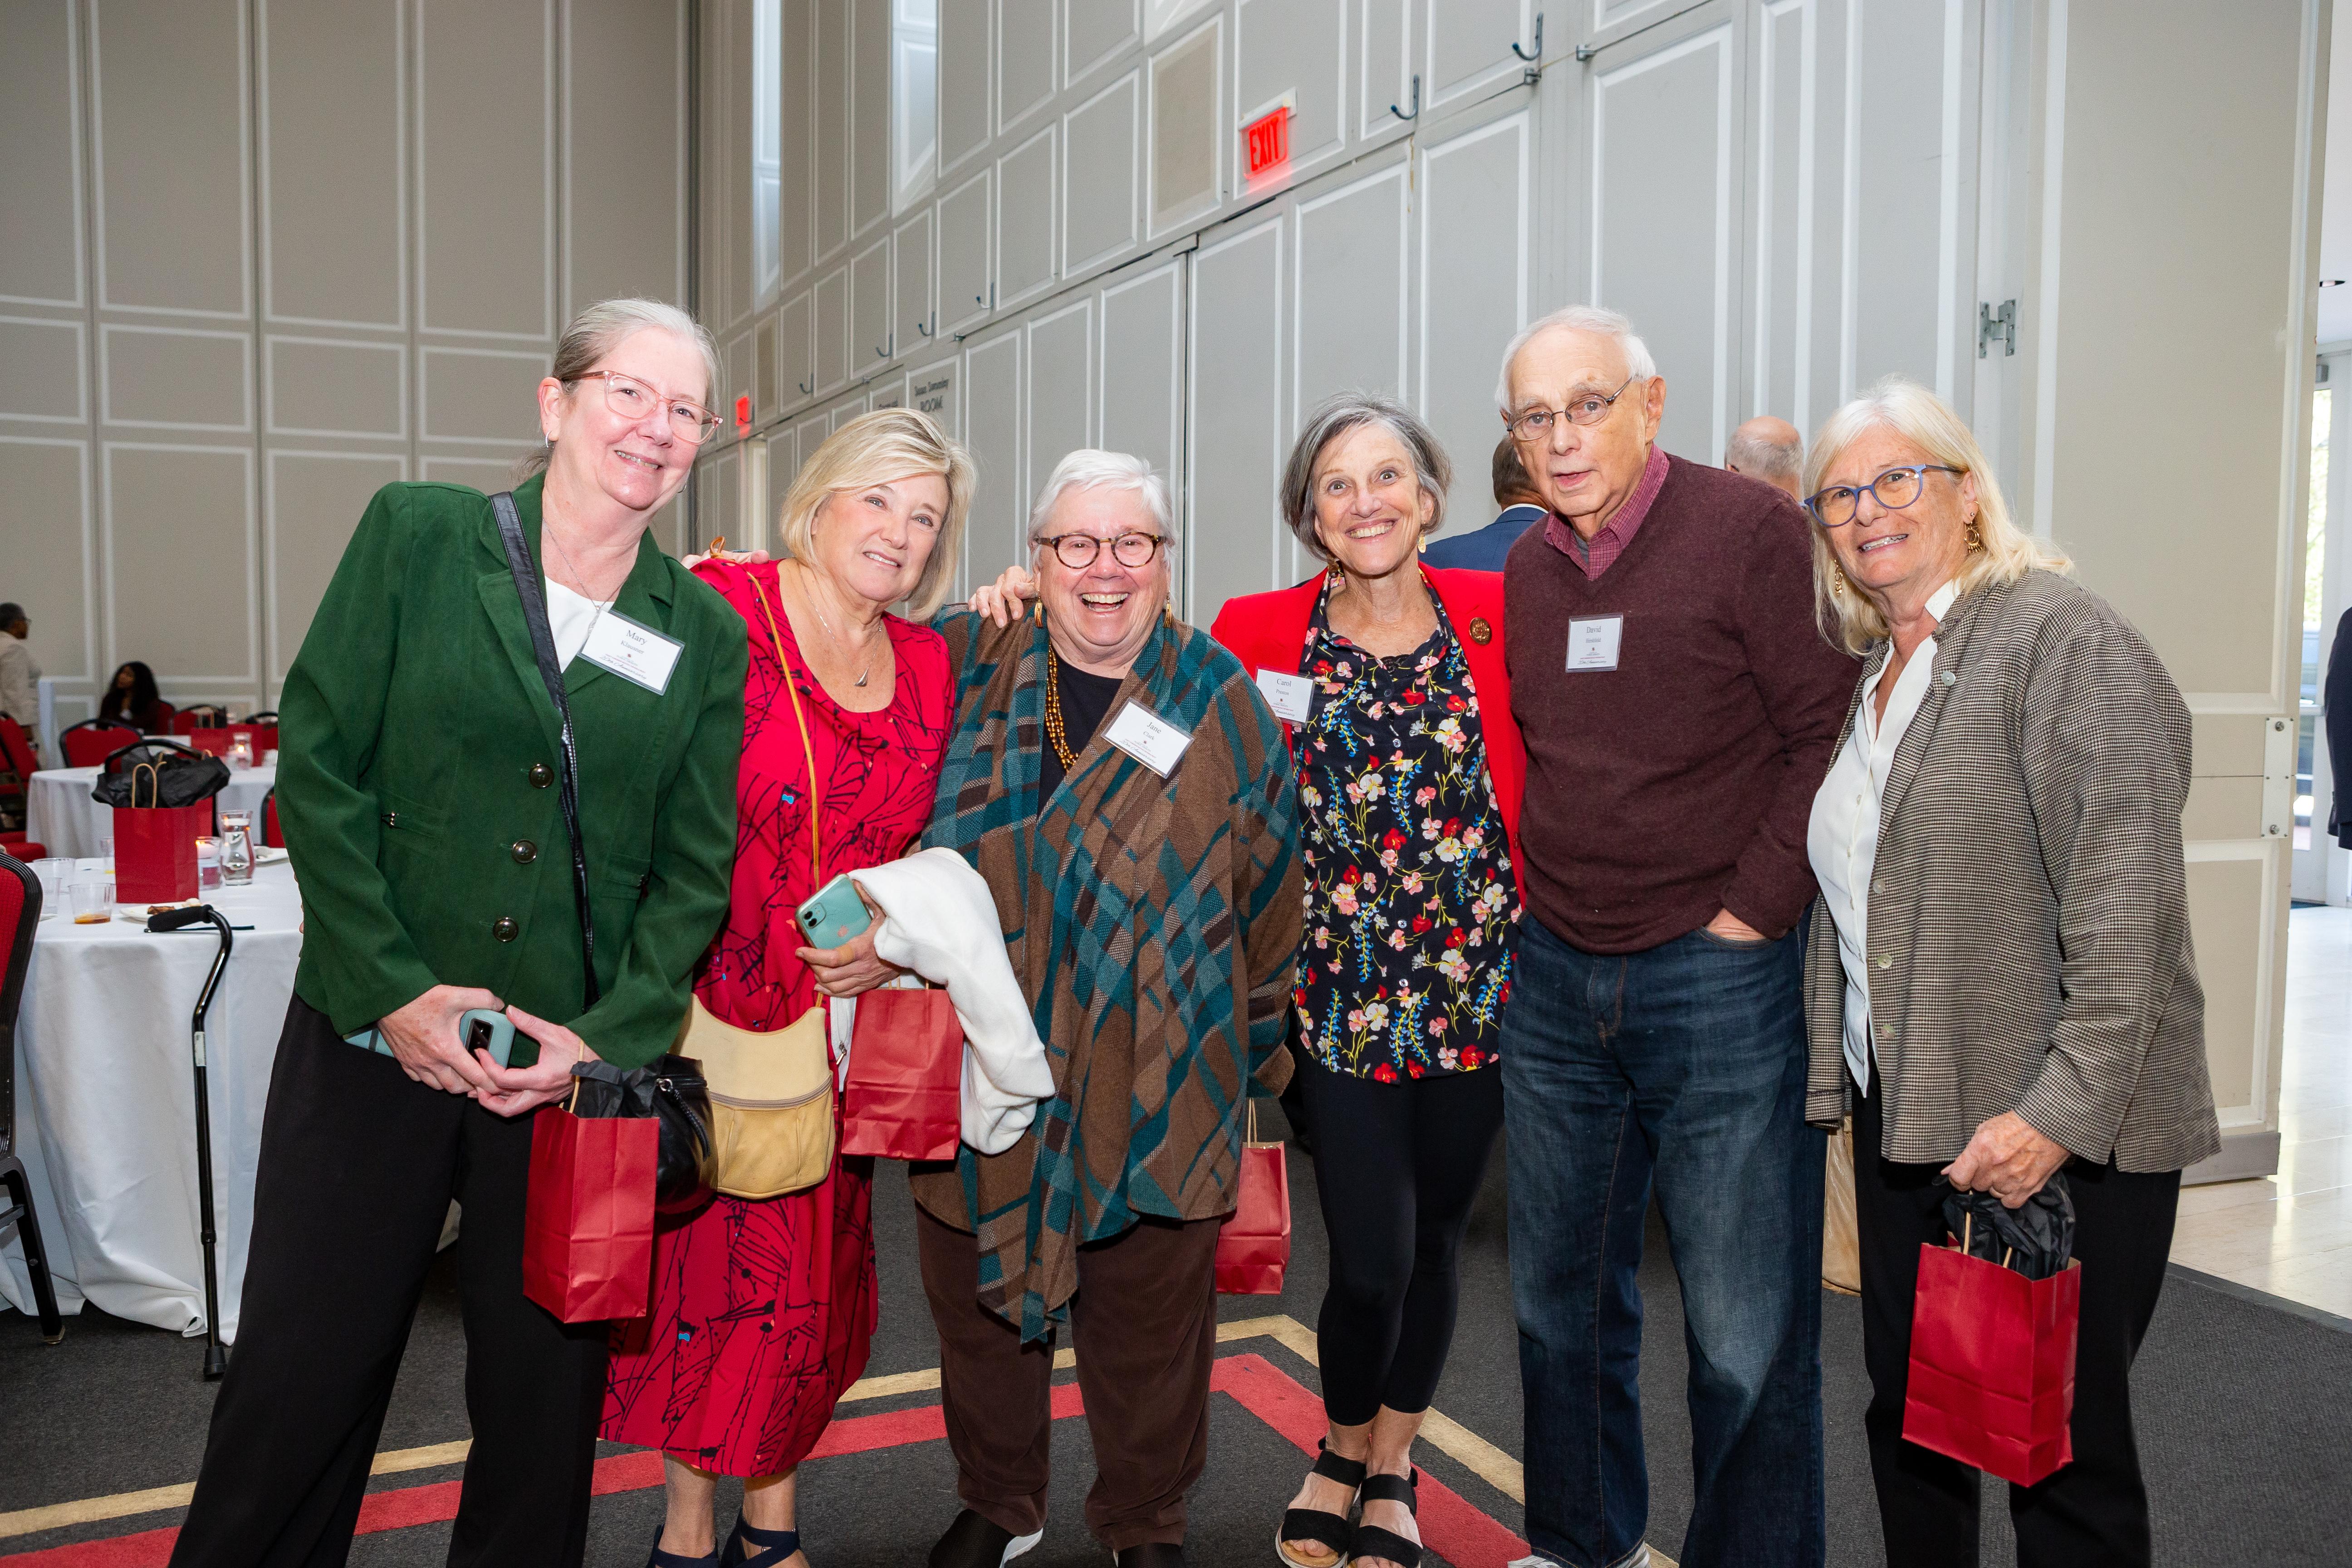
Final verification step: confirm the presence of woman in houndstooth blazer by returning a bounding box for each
[1795,378,2217,1568]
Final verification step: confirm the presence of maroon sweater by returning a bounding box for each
[1504,452,1861,953]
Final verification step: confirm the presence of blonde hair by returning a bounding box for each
[519,297,720,479]
[777,408,975,619]
[1804,377,2071,655]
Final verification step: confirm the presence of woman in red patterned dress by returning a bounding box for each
[605,409,974,1568]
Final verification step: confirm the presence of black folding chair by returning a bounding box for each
[0,850,64,1343]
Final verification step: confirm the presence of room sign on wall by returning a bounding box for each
[1242,100,1290,183]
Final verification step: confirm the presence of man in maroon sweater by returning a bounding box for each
[1494,306,1859,1568]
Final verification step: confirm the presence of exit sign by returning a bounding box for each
[735,393,752,435]
[1243,103,1290,181]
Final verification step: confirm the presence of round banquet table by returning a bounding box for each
[1,859,301,1341]
[26,764,277,860]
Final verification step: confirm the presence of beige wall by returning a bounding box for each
[0,0,689,727]
[2019,0,2325,1178]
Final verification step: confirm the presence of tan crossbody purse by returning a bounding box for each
[672,571,838,1199]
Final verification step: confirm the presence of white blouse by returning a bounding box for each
[1806,579,1957,1095]
[544,579,615,670]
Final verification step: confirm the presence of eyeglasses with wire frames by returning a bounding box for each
[1505,373,1642,441]
[573,371,725,444]
[1802,464,1965,529]
[1034,530,1166,570]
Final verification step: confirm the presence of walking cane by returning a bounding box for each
[148,903,234,1379]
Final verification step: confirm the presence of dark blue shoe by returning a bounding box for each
[645,1529,719,1568]
[720,1515,803,1567]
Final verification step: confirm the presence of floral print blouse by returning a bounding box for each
[1292,578,1515,1081]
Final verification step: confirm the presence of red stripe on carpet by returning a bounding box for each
[3,1358,1512,1567]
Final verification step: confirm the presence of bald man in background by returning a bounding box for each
[1723,416,1804,498]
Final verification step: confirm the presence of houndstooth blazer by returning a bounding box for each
[1803,569,2221,1173]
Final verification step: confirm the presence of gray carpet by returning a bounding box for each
[4,1122,2349,1566]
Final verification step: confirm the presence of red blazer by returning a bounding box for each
[1209,567,1527,905]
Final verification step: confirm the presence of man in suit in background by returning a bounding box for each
[1422,436,1551,570]
[1723,415,1805,498]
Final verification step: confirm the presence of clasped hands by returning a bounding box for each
[377,985,594,1118]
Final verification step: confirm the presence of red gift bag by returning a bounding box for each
[1215,1105,1291,1294]
[1902,1235,2081,1487]
[521,1102,657,1323]
[840,986,963,1161]
[113,760,208,904]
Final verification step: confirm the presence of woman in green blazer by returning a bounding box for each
[170,299,748,1568]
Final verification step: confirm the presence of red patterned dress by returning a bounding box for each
[602,559,952,1477]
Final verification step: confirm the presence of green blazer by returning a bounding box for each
[278,475,746,1069]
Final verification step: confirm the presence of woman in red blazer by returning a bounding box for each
[1217,396,1521,1568]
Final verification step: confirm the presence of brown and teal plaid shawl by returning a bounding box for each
[910,606,1302,1341]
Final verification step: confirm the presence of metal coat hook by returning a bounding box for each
[797,376,812,396]
[876,332,894,359]
[1390,74,1420,122]
[1512,13,1544,62]
[916,313,936,338]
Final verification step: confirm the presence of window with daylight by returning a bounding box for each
[896,0,938,206]
[751,0,783,299]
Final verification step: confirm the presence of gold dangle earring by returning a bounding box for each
[1831,568,1851,601]
[1965,517,1984,552]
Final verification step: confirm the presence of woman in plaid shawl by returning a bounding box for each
[914,450,1303,1568]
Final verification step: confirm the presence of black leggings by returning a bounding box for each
[1298,1055,1504,1426]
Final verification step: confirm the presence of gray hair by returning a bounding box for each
[1026,449,1175,557]
[520,297,722,478]
[1724,425,1804,487]
[1493,304,1658,412]
[1281,393,1453,563]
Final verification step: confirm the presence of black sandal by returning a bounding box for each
[1275,1440,1367,1567]
[720,1516,801,1567]
[1350,1469,1422,1568]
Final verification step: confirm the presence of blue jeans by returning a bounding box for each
[1502,918,1826,1568]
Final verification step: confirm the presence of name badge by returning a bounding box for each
[1255,668,1315,724]
[578,610,683,694]
[1102,700,1194,777]
[1565,615,1624,673]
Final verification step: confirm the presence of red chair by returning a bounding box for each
[0,716,38,779]
[146,701,176,734]
[182,729,235,757]
[170,706,228,735]
[59,720,140,769]
[0,849,64,1343]
[0,835,46,860]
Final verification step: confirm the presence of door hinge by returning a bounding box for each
[1978,300,2017,358]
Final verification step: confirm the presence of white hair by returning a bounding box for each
[1026,449,1175,552]
[1493,304,1659,412]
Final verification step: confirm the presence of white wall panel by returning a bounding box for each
[813,0,852,261]
[1187,217,1285,621]
[1027,299,1093,489]
[896,210,937,353]
[1426,0,1533,111]
[1419,113,1529,521]
[1147,15,1220,234]
[963,330,1025,573]
[778,0,816,286]
[1590,24,1738,466]
[105,444,256,683]
[568,0,688,311]
[761,425,797,554]
[266,338,407,440]
[996,127,1059,306]
[778,289,814,404]
[1851,0,1969,402]
[266,451,402,681]
[814,265,852,393]
[0,440,94,682]
[1064,73,1142,275]
[93,0,251,318]
[853,234,894,368]
[1294,164,1409,416]
[0,319,88,424]
[850,0,893,235]
[420,347,548,444]
[261,0,404,330]
[1098,262,1184,496]
[1357,0,1411,142]
[939,169,994,330]
[417,0,553,340]
[1068,0,1142,86]
[0,0,84,307]
[940,0,994,177]
[999,0,1059,134]
[102,327,253,433]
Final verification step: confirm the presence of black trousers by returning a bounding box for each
[1298,1055,1504,1426]
[1851,1070,2180,1568]
[170,997,612,1568]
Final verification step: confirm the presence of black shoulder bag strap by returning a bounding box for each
[490,491,599,1009]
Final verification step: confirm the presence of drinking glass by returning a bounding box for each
[32,858,73,916]
[196,837,222,892]
[69,878,113,924]
[218,811,255,886]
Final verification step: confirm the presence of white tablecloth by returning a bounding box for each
[25,764,277,860]
[1,861,302,1340]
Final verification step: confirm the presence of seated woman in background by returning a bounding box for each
[97,660,170,731]
[608,407,973,1568]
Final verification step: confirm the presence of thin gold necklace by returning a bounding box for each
[542,519,627,644]
[791,561,877,687]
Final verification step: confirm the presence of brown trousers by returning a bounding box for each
[916,1204,1220,1552]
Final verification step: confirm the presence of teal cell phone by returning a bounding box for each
[796,872,873,947]
[343,1009,516,1068]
